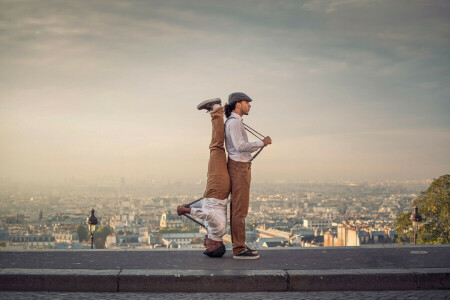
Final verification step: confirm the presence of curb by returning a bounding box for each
[0,269,119,292]
[120,269,287,292]
[1,268,449,292]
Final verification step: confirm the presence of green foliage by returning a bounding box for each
[395,174,450,245]
[412,174,450,244]
[394,211,413,244]
[94,237,105,249]
[93,225,113,249]
[246,222,256,231]
[76,224,89,242]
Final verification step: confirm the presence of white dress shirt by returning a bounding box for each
[190,197,230,242]
[225,112,264,162]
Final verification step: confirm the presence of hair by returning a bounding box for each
[224,102,238,118]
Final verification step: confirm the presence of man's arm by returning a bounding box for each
[228,119,264,153]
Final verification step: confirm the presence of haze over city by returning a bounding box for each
[1,0,449,184]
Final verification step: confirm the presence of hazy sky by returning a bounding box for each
[1,0,449,184]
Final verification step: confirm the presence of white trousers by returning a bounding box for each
[190,197,230,242]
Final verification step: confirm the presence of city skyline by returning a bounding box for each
[0,176,427,250]
[1,0,449,184]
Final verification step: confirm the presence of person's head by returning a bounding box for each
[224,92,253,118]
[203,238,226,258]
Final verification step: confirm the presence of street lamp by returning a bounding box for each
[410,206,422,245]
[87,209,98,249]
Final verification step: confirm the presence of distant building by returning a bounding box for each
[257,226,291,240]
[54,233,79,244]
[0,230,9,247]
[257,237,288,248]
[9,234,55,249]
[369,230,395,244]
[167,241,179,248]
[105,234,117,248]
[160,212,184,228]
[291,224,315,236]
[303,219,332,230]
[118,234,142,248]
[324,224,360,247]
[301,235,324,247]
[161,233,205,246]
[54,242,70,249]
[262,241,287,248]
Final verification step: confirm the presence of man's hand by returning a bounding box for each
[262,136,272,146]
[177,205,191,216]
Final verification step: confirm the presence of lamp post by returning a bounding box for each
[87,209,98,249]
[410,206,422,245]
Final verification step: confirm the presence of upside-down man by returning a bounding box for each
[177,98,231,257]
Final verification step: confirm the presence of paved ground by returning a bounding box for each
[1,246,448,292]
[1,290,449,299]
[1,245,448,270]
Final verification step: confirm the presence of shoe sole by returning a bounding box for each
[197,98,221,110]
[232,255,260,260]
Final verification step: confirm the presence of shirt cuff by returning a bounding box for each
[257,140,264,147]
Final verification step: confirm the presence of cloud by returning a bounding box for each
[0,0,449,182]
[302,0,372,13]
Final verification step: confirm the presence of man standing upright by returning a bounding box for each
[224,92,272,259]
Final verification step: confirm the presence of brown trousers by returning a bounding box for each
[203,107,231,200]
[228,159,251,255]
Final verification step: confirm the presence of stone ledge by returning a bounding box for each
[119,269,287,292]
[1,268,449,292]
[0,269,119,292]
[289,269,415,291]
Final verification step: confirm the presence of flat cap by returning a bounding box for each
[228,92,253,105]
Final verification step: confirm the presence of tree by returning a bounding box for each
[394,211,413,244]
[94,237,105,249]
[76,224,89,242]
[93,226,113,249]
[395,174,449,245]
[413,174,450,244]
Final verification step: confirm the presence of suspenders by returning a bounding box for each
[181,117,268,227]
[225,117,266,162]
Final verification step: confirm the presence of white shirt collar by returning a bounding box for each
[230,112,242,121]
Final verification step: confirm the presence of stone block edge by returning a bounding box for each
[0,268,449,292]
